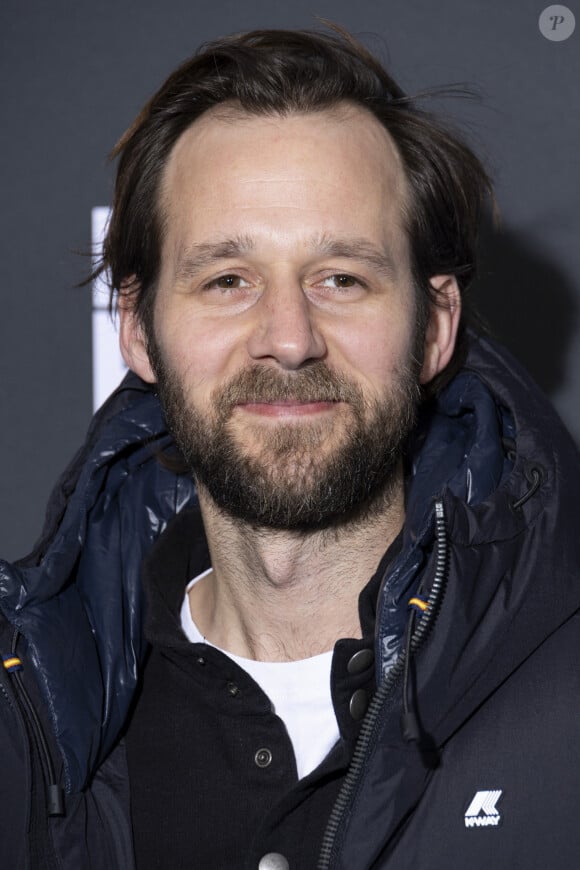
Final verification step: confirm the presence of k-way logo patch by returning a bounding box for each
[464,790,503,827]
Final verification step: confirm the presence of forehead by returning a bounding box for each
[159,103,409,257]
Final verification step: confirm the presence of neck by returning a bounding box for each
[188,476,405,661]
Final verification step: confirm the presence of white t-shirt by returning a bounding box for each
[180,571,340,779]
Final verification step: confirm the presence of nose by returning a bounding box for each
[246,280,327,369]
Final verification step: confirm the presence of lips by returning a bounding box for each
[212,363,363,423]
[235,399,340,417]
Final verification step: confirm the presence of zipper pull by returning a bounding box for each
[48,784,65,817]
[4,646,66,818]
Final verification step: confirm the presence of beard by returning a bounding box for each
[150,342,421,531]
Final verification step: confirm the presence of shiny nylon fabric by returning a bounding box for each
[376,367,514,679]
[0,376,196,791]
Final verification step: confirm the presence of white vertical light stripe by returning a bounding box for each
[91,207,128,411]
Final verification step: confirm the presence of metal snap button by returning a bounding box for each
[254,747,273,768]
[349,688,368,721]
[258,852,290,870]
[346,648,374,674]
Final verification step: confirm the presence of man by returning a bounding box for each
[1,26,579,870]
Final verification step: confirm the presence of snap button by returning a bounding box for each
[258,853,290,870]
[349,688,368,721]
[254,747,273,768]
[226,681,240,697]
[195,656,206,666]
[347,648,374,674]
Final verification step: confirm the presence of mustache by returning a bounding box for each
[212,363,364,412]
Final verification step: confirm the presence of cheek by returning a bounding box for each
[330,309,416,390]
[155,307,248,396]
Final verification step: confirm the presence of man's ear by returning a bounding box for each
[419,275,461,385]
[118,292,157,384]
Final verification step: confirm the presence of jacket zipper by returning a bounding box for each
[5,629,65,816]
[317,501,449,869]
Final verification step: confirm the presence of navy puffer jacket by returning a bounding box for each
[1,332,579,869]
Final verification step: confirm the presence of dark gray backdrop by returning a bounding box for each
[2,1,578,560]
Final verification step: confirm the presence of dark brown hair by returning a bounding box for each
[97,26,492,387]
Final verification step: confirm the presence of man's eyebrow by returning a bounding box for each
[173,234,398,281]
[175,235,255,281]
[312,235,398,280]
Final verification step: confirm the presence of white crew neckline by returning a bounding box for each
[179,570,339,779]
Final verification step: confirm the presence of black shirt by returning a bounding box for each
[126,508,400,870]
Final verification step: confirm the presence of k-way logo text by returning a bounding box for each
[464,790,503,828]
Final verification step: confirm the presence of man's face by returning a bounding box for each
[125,105,429,528]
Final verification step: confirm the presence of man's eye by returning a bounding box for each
[322,274,358,289]
[206,274,248,291]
